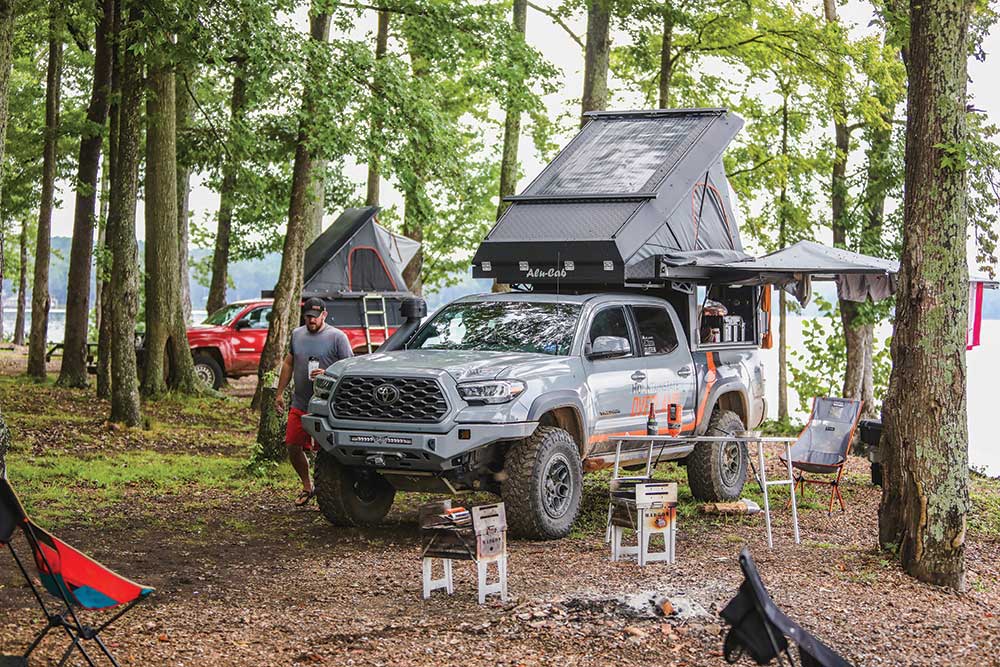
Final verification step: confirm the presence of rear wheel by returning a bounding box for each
[192,352,224,390]
[501,426,582,540]
[314,450,396,526]
[686,409,748,501]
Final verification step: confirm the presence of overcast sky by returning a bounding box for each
[45,0,1000,259]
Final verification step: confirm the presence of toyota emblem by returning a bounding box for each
[373,383,400,406]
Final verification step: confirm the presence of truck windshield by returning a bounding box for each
[203,303,246,326]
[409,301,580,355]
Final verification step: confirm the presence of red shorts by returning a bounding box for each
[285,408,317,451]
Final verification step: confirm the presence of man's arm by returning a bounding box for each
[274,353,294,412]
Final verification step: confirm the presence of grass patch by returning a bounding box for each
[969,472,1000,539]
[6,450,289,525]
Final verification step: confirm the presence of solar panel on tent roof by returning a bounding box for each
[525,113,717,196]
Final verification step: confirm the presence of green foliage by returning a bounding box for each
[789,294,892,414]
[966,114,1000,277]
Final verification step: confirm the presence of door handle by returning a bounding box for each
[631,371,646,382]
[677,366,692,378]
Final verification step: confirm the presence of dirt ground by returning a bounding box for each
[1,354,998,666]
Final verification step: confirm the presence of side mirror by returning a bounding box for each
[587,335,631,360]
[234,319,252,330]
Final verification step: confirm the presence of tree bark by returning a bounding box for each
[305,159,325,244]
[97,1,120,401]
[13,221,26,345]
[142,64,197,397]
[400,32,430,296]
[581,0,610,126]
[878,0,972,591]
[253,9,331,425]
[58,0,113,388]
[495,0,526,223]
[658,3,673,109]
[176,60,193,325]
[365,9,389,207]
[207,56,248,315]
[107,3,143,425]
[27,6,62,380]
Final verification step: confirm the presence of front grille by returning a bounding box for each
[332,376,449,423]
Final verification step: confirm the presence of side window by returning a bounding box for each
[633,306,679,355]
[242,306,272,329]
[588,307,632,356]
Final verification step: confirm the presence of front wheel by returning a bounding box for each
[314,451,396,526]
[501,426,582,540]
[686,409,748,501]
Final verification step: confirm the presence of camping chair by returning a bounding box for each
[0,478,153,666]
[779,398,863,513]
[721,548,853,667]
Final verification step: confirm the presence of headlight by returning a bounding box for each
[313,374,338,400]
[457,380,526,404]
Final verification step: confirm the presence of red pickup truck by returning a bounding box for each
[187,299,398,389]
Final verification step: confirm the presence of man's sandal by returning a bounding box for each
[294,489,314,507]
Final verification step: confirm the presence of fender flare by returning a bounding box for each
[526,391,589,451]
[698,382,750,435]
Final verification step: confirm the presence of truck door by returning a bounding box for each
[231,305,272,372]
[630,304,697,433]
[583,305,649,453]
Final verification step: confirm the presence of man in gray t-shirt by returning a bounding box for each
[275,297,353,506]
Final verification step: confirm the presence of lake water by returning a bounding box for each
[4,309,997,476]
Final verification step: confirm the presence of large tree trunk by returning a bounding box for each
[581,0,610,126]
[142,65,197,397]
[206,57,248,315]
[176,61,193,325]
[365,9,389,208]
[658,3,673,109]
[107,3,143,425]
[878,0,972,591]
[253,9,330,433]
[13,221,26,345]
[27,8,62,380]
[58,0,113,388]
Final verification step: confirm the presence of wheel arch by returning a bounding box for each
[526,392,588,457]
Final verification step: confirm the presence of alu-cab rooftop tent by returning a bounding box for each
[302,206,418,296]
[473,108,749,284]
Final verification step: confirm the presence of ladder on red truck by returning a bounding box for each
[362,294,390,353]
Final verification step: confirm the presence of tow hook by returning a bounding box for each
[366,452,403,467]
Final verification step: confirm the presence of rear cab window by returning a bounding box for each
[632,306,679,356]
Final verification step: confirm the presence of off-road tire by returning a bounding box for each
[314,451,396,526]
[686,409,748,501]
[192,352,224,390]
[501,426,582,540]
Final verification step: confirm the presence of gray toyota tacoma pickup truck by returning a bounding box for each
[301,289,766,539]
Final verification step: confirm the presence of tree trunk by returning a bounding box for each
[253,8,330,427]
[399,28,430,296]
[495,0,526,223]
[658,3,673,109]
[206,56,248,315]
[13,221,26,345]
[305,159,325,243]
[143,65,197,397]
[581,0,610,126]
[27,7,62,380]
[97,1,120,401]
[107,3,143,425]
[365,9,389,207]
[0,0,15,270]
[878,0,972,591]
[176,61,193,325]
[58,0,113,388]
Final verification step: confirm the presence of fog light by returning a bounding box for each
[459,429,471,440]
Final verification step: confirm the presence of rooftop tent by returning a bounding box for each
[302,206,416,295]
[472,108,750,285]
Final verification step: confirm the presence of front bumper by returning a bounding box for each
[300,414,537,473]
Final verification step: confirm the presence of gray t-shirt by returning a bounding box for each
[289,324,353,410]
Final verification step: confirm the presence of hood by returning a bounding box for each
[331,349,555,383]
[187,324,229,336]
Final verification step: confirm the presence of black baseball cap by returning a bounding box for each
[303,297,325,318]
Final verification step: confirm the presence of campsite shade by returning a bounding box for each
[303,206,418,295]
[472,109,749,285]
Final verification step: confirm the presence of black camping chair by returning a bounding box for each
[721,548,853,667]
[0,478,154,666]
[779,398,863,514]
